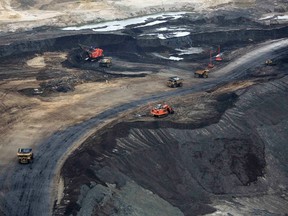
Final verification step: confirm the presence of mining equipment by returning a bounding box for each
[79,44,104,61]
[99,57,112,67]
[167,76,183,88]
[208,50,214,68]
[265,59,276,66]
[17,148,33,164]
[194,69,209,78]
[215,45,223,62]
[151,104,174,117]
[32,88,43,95]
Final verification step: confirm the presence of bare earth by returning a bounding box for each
[0,37,287,215]
[0,0,288,215]
[0,0,255,32]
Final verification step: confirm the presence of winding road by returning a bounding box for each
[0,38,287,216]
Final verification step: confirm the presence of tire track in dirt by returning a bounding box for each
[0,38,287,216]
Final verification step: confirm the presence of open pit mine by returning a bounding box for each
[0,0,288,216]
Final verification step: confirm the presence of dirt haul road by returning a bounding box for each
[0,38,287,216]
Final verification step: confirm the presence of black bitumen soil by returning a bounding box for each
[56,92,264,216]
[1,8,288,216]
[56,64,288,216]
[56,49,288,215]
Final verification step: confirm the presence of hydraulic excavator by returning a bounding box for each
[79,44,104,61]
[151,103,174,117]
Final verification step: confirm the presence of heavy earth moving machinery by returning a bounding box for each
[215,45,223,62]
[208,50,214,68]
[194,69,209,78]
[167,76,183,88]
[265,59,276,66]
[17,148,33,164]
[99,57,112,67]
[151,104,174,117]
[32,88,43,95]
[79,44,104,61]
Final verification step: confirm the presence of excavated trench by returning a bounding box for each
[1,11,288,216]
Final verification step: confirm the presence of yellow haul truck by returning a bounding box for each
[167,76,183,88]
[194,69,209,78]
[99,57,112,67]
[17,148,33,164]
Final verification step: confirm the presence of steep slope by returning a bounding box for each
[57,76,288,215]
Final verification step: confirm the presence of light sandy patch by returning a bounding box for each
[0,0,236,32]
[0,74,175,166]
[215,80,255,93]
[26,52,67,68]
[26,55,46,68]
[0,8,62,22]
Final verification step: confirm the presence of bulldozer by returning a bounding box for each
[99,57,112,67]
[194,69,209,78]
[151,103,174,117]
[17,148,33,164]
[79,44,104,62]
[167,76,183,88]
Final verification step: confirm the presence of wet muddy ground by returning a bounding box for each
[0,8,288,216]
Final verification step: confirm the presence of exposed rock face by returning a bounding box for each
[57,75,288,215]
[1,24,287,59]
[0,1,287,216]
